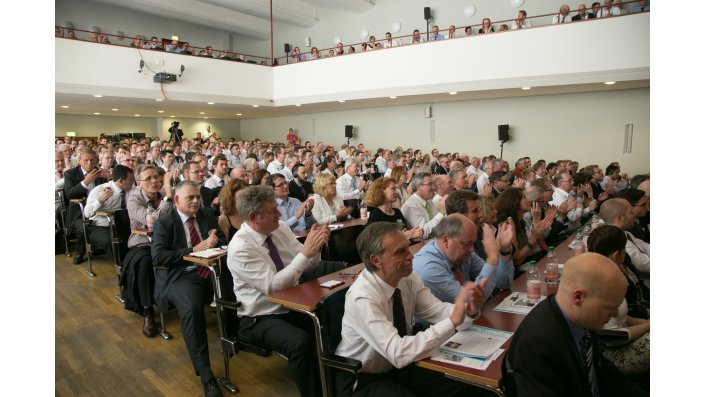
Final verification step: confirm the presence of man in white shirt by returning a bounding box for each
[334,222,486,396]
[336,159,368,201]
[279,154,299,183]
[465,157,482,177]
[600,198,650,286]
[512,10,533,29]
[227,186,332,397]
[375,150,391,174]
[401,172,445,238]
[431,174,451,208]
[203,154,230,189]
[552,4,572,24]
[159,150,175,173]
[226,144,242,168]
[383,32,398,48]
[267,147,286,175]
[550,171,597,230]
[82,165,135,262]
[597,0,621,17]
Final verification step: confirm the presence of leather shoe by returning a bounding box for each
[73,255,84,265]
[203,379,222,397]
[142,315,157,337]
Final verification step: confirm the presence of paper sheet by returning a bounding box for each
[430,348,505,371]
[439,325,512,360]
[493,292,546,315]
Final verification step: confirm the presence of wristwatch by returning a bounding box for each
[524,242,534,250]
[163,196,173,203]
[500,246,514,256]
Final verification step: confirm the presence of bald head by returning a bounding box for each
[556,253,627,330]
[599,198,633,229]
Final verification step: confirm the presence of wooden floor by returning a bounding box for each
[55,248,298,397]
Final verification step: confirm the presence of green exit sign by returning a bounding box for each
[66,131,76,137]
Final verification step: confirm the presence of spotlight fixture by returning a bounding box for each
[178,64,185,77]
[604,81,616,85]
[138,60,145,73]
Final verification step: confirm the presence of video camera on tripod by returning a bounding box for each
[168,121,184,143]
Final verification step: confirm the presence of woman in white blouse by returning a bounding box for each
[311,174,352,225]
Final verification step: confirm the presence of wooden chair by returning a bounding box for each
[71,198,95,277]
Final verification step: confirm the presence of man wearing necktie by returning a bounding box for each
[503,253,648,397]
[334,222,487,396]
[401,172,446,239]
[228,186,332,397]
[77,165,134,264]
[152,180,226,397]
[552,4,571,24]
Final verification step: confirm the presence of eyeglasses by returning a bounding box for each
[140,176,161,182]
[273,183,287,188]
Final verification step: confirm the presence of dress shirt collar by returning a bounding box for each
[368,269,397,300]
[176,209,195,224]
[275,196,290,206]
[408,193,428,206]
[210,174,225,184]
[556,298,587,348]
[240,221,270,247]
[554,187,570,200]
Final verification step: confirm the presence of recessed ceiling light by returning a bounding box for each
[93,112,100,115]
[204,117,208,119]
[252,105,259,108]
[448,92,457,95]
[60,105,69,108]
[389,96,397,99]
[134,114,141,117]
[236,113,242,116]
[111,108,119,111]
[170,115,175,118]
[338,100,346,103]
[295,104,302,107]
[207,102,215,105]
[157,110,164,113]
[155,98,163,102]
[199,112,205,115]
[604,81,616,85]
[93,94,103,98]
[521,87,531,90]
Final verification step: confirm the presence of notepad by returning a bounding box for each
[190,248,226,259]
[328,224,343,230]
[320,280,344,289]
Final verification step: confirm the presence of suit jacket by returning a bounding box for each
[63,166,108,231]
[503,295,646,397]
[432,164,448,175]
[151,208,225,312]
[288,179,313,203]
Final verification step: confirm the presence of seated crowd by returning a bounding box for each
[55,131,650,397]
[56,1,649,66]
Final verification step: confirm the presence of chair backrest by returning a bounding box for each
[325,225,364,264]
[318,286,350,355]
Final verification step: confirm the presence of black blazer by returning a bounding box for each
[63,166,108,230]
[288,179,313,203]
[432,165,448,175]
[503,295,646,397]
[151,208,225,311]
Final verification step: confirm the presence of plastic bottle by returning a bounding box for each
[526,261,542,303]
[359,201,368,219]
[574,238,585,256]
[590,213,600,231]
[146,203,155,230]
[583,223,591,248]
[545,247,560,295]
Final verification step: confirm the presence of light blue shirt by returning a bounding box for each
[412,240,505,303]
[429,33,445,41]
[276,197,313,231]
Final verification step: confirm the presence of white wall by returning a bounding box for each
[240,88,650,175]
[55,0,252,53]
[55,114,241,141]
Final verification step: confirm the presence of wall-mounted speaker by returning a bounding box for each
[345,125,353,138]
[425,106,432,118]
[424,7,432,20]
[284,43,291,53]
[498,124,510,142]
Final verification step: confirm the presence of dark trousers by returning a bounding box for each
[73,222,114,258]
[167,271,214,374]
[333,364,477,397]
[239,312,321,397]
[134,255,154,308]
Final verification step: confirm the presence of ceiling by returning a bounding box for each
[87,0,375,39]
[55,80,650,120]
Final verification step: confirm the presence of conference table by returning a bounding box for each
[267,230,577,396]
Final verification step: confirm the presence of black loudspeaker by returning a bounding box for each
[424,7,432,20]
[345,125,353,138]
[284,43,291,53]
[498,125,510,142]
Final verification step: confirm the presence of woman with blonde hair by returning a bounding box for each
[311,174,352,224]
[364,177,423,240]
[389,166,410,208]
[217,179,248,241]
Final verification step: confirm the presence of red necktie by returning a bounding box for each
[188,217,211,278]
[452,265,466,285]
[58,170,64,178]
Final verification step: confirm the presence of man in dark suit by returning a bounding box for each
[572,3,591,20]
[182,160,215,208]
[63,147,108,264]
[287,163,314,202]
[432,155,450,175]
[503,253,648,397]
[151,180,227,397]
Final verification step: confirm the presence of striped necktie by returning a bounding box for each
[580,331,599,397]
[188,217,211,278]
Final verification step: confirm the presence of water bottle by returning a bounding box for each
[359,200,368,219]
[146,203,155,230]
[583,224,591,248]
[574,238,585,256]
[526,261,541,303]
[545,247,560,295]
[590,213,600,231]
